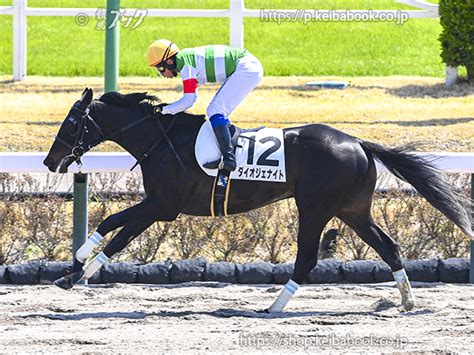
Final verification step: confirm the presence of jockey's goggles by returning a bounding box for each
[154,60,176,76]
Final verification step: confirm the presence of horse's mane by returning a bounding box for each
[99,92,158,106]
[98,92,159,115]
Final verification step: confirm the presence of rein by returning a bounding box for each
[129,107,184,173]
[55,104,189,176]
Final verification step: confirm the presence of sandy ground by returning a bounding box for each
[0,282,472,354]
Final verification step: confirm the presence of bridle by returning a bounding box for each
[54,103,189,176]
[54,106,104,168]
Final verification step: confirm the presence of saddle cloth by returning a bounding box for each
[195,120,286,183]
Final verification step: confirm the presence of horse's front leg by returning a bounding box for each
[66,214,121,275]
[68,203,142,274]
[55,196,172,289]
[55,213,130,289]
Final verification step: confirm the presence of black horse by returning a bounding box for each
[44,88,471,312]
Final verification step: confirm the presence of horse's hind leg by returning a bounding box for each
[339,211,415,311]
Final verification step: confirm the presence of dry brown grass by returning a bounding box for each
[1,75,473,152]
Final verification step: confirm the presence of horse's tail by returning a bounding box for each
[359,140,472,238]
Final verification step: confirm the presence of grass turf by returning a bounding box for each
[0,0,448,77]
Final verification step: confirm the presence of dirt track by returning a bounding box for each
[0,282,472,353]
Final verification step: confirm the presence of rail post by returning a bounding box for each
[445,66,458,87]
[104,0,120,92]
[13,0,27,81]
[470,174,474,283]
[72,173,88,263]
[229,0,244,48]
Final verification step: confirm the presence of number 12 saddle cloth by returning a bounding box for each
[194,120,287,216]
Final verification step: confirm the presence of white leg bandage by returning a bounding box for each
[82,252,109,280]
[393,268,415,311]
[76,231,103,263]
[268,279,299,313]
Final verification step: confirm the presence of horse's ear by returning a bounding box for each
[79,88,93,109]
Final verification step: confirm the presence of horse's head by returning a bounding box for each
[43,88,104,173]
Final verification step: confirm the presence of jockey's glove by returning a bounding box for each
[154,103,167,114]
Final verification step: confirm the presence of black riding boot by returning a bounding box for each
[203,124,236,171]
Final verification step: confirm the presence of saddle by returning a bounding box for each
[230,124,264,150]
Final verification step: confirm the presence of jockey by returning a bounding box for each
[147,39,263,172]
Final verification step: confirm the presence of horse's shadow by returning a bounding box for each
[19,307,432,321]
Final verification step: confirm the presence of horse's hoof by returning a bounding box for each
[54,271,84,290]
[402,299,415,311]
[54,276,74,290]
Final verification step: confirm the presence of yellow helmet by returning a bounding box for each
[147,39,180,67]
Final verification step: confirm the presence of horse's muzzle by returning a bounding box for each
[43,156,58,173]
[43,155,75,173]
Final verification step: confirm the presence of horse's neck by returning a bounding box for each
[97,106,204,159]
[93,103,150,159]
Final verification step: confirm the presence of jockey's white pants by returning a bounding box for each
[206,54,263,119]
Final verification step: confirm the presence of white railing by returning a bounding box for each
[0,152,473,174]
[1,0,455,84]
